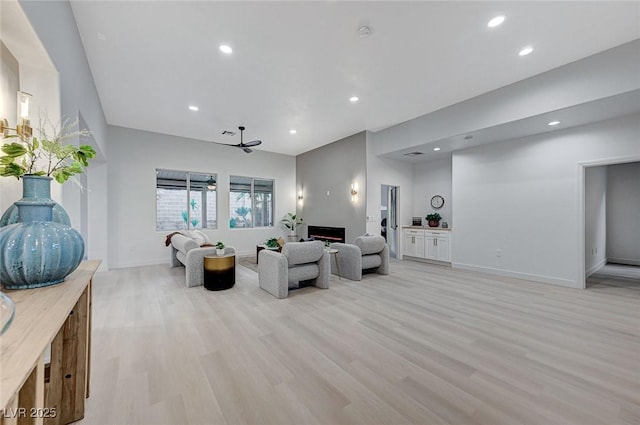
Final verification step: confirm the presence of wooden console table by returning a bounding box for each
[1,260,100,425]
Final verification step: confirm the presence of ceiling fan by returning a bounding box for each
[216,126,262,153]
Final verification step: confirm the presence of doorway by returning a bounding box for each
[381,185,399,258]
[582,159,640,290]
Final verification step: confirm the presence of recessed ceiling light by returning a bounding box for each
[350,96,359,103]
[219,45,233,54]
[188,105,199,111]
[289,129,297,134]
[548,120,560,126]
[433,147,441,151]
[487,15,505,28]
[519,46,534,56]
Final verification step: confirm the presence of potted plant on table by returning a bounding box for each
[215,241,226,256]
[265,237,280,249]
[281,212,303,242]
[0,117,96,289]
[426,213,442,228]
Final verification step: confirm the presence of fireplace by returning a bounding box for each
[307,226,346,243]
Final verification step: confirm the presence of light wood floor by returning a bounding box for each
[79,259,640,425]
[587,263,640,294]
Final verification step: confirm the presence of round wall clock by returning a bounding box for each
[430,195,445,209]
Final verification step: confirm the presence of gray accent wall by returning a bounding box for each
[296,132,367,243]
[607,162,640,266]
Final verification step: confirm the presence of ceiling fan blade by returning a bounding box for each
[243,140,262,147]
[243,147,253,153]
[211,141,238,147]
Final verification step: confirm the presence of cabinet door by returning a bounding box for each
[436,237,450,261]
[403,231,416,257]
[415,234,425,258]
[425,236,437,259]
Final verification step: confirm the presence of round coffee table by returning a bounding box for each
[204,253,236,290]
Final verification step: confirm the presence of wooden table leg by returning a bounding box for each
[48,286,89,424]
[17,354,44,425]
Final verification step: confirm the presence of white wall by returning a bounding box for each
[0,4,61,214]
[584,166,607,276]
[366,132,414,244]
[606,162,640,266]
[20,0,110,270]
[107,126,296,268]
[412,157,452,226]
[452,113,640,288]
[370,40,640,156]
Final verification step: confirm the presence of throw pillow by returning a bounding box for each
[189,230,210,246]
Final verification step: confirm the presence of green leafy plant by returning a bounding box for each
[0,117,96,183]
[265,237,279,249]
[215,241,225,249]
[182,199,199,228]
[281,212,303,232]
[426,213,442,221]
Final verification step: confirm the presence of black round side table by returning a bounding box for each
[203,254,235,290]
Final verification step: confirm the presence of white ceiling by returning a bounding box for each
[69,1,640,156]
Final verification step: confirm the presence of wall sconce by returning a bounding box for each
[350,183,358,202]
[206,176,217,190]
[297,192,304,201]
[1,91,32,139]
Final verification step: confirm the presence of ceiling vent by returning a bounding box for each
[403,151,424,157]
[222,130,236,136]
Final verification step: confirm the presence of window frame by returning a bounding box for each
[155,168,218,231]
[229,175,275,229]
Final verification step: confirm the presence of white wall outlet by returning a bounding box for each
[496,248,502,257]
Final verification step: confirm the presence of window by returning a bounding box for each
[156,169,217,231]
[229,176,274,228]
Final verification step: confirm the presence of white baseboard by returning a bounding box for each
[110,258,169,269]
[607,257,640,266]
[110,250,257,270]
[586,258,607,277]
[452,262,579,288]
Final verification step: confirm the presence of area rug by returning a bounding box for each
[238,256,258,273]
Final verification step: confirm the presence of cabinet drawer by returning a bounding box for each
[404,230,424,235]
[425,231,448,237]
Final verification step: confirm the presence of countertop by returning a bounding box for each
[402,226,452,231]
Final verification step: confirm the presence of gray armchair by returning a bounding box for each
[258,241,330,298]
[331,235,389,281]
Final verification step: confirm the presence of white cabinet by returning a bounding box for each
[403,228,450,263]
[403,229,424,258]
[425,231,450,262]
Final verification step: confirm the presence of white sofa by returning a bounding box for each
[169,233,235,287]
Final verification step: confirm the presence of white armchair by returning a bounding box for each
[258,241,330,298]
[170,233,235,287]
[330,235,389,281]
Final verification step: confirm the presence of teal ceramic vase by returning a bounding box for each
[0,176,84,289]
[0,175,71,227]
